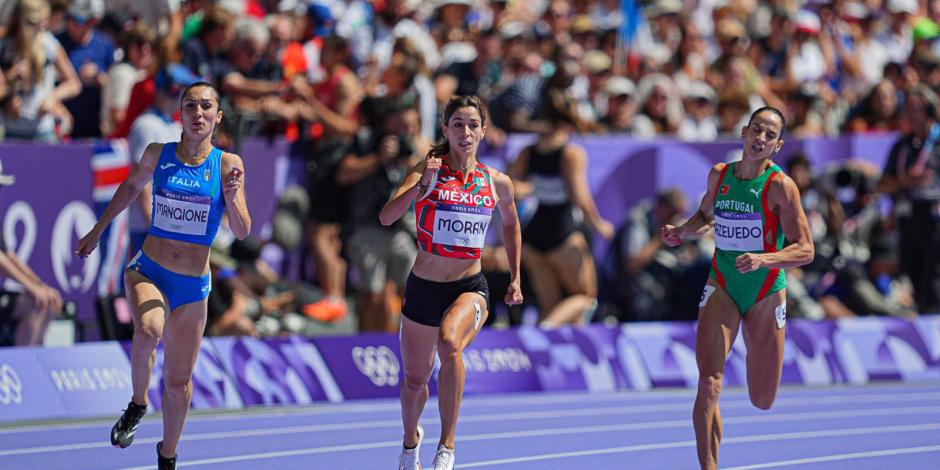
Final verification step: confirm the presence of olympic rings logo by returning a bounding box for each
[0,364,23,405]
[351,346,400,387]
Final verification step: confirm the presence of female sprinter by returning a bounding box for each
[661,107,814,470]
[380,95,523,470]
[76,80,251,470]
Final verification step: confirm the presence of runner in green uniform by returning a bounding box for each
[661,107,814,470]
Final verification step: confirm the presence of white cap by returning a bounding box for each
[794,10,821,34]
[887,0,918,15]
[605,76,636,97]
[440,42,478,68]
[842,1,870,20]
[436,0,472,8]
[67,0,105,20]
[683,81,715,101]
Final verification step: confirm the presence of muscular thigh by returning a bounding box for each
[440,293,489,350]
[696,278,742,375]
[400,316,438,382]
[742,289,786,367]
[162,300,208,380]
[547,232,597,296]
[125,270,168,331]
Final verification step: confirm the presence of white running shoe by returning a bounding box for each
[398,425,424,470]
[431,444,454,470]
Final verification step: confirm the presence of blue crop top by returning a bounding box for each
[147,142,225,246]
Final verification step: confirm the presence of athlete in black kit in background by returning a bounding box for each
[508,90,614,327]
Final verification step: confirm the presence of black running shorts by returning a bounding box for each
[402,272,489,327]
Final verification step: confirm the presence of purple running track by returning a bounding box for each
[1,382,938,469]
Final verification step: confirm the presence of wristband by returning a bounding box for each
[416,181,429,195]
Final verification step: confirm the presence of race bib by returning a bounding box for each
[152,188,211,236]
[714,210,764,252]
[775,303,787,329]
[699,285,716,308]
[530,174,568,204]
[432,204,491,249]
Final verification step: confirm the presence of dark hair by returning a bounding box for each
[905,84,939,119]
[427,95,488,159]
[389,53,420,90]
[180,81,220,106]
[747,106,787,138]
[322,34,348,54]
[122,22,156,50]
[541,88,594,132]
[786,152,810,172]
[199,6,234,38]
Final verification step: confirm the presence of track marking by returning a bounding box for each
[458,424,940,468]
[724,445,940,469]
[99,416,940,468]
[2,388,935,436]
[3,400,940,457]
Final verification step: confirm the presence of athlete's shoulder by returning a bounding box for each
[767,170,799,200]
[489,168,514,198]
[220,151,244,168]
[142,142,169,161]
[488,167,511,186]
[708,162,729,181]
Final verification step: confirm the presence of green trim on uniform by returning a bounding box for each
[708,162,787,314]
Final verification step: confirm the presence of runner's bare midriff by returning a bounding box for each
[411,250,482,282]
[141,235,211,276]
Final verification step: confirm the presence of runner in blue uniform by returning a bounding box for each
[76,79,251,470]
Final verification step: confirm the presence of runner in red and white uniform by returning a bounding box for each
[380,95,523,470]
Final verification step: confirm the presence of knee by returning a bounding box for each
[749,391,776,410]
[135,322,162,344]
[697,373,723,402]
[437,333,463,365]
[402,370,429,392]
[163,372,192,394]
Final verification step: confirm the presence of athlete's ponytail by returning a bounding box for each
[427,95,488,159]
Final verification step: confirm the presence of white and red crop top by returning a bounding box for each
[414,162,497,259]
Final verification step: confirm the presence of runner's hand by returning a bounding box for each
[505,279,523,305]
[224,167,243,198]
[75,230,101,257]
[422,155,442,185]
[735,253,763,273]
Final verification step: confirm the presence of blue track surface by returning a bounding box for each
[1,382,939,469]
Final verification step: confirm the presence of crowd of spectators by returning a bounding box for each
[0,0,939,341]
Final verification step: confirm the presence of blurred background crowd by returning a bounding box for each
[1,0,939,346]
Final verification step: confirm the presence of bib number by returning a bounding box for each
[152,189,211,236]
[775,303,787,329]
[432,204,491,249]
[714,211,764,251]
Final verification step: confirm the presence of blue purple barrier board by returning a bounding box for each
[2,316,939,423]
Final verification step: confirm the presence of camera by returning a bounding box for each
[396,134,416,160]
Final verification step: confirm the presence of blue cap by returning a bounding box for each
[154,63,201,94]
[307,2,335,37]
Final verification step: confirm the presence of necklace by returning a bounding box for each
[177,147,208,166]
[448,158,474,173]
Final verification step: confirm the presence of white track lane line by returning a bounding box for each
[5,380,936,436]
[105,422,940,469]
[0,388,699,434]
[724,445,940,469]
[457,423,940,468]
[1,386,935,435]
[3,395,940,457]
